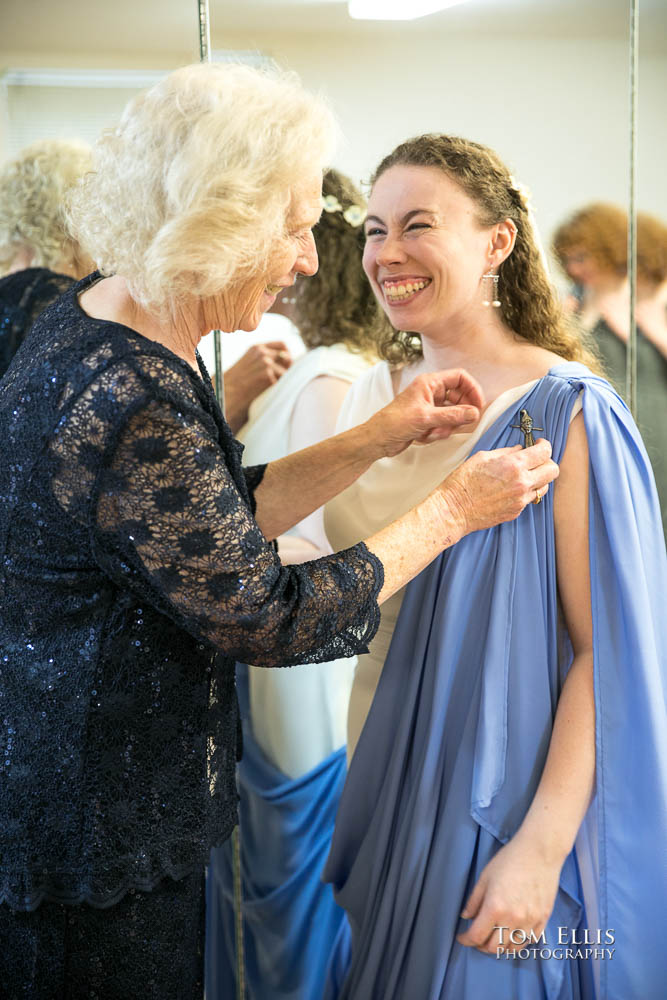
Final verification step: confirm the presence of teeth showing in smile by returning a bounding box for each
[383,279,429,302]
[266,283,282,294]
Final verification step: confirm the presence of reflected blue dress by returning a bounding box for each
[206,665,348,1000]
[323,365,667,1000]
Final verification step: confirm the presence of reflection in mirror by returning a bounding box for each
[636,0,667,534]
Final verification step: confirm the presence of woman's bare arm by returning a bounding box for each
[516,412,595,860]
[369,439,559,605]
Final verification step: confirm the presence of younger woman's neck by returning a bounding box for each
[418,310,515,373]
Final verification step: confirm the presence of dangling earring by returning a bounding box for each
[481,271,501,308]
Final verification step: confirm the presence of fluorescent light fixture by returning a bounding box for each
[0,68,168,89]
[349,0,472,19]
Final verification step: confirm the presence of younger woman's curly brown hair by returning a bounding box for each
[292,168,388,356]
[369,134,599,371]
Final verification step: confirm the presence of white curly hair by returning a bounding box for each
[0,138,92,276]
[67,62,338,312]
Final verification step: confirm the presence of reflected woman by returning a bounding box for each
[323,135,667,999]
[0,138,93,377]
[553,204,667,535]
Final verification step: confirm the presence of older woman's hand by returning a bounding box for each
[368,369,485,458]
[439,439,558,537]
[365,437,558,607]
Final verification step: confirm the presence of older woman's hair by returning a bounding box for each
[293,168,386,357]
[552,203,628,278]
[67,63,337,312]
[0,138,92,276]
[637,212,667,287]
[370,134,598,370]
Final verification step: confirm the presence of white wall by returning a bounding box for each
[2,28,664,257]
[222,30,666,252]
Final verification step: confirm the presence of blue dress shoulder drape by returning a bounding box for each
[323,364,667,1000]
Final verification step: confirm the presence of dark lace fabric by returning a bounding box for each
[0,272,383,915]
[0,871,205,1000]
[0,267,75,379]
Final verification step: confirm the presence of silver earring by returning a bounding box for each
[482,271,501,308]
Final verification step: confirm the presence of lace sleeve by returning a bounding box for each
[91,394,383,666]
[242,464,266,515]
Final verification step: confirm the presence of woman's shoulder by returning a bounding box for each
[3,279,210,428]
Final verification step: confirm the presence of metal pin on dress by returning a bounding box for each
[511,408,545,503]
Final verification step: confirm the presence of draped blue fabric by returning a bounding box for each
[323,364,667,1000]
[206,664,349,1000]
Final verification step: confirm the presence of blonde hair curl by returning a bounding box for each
[0,138,92,276]
[67,63,337,312]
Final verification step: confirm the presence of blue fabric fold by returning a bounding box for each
[206,664,349,1000]
[323,364,667,1000]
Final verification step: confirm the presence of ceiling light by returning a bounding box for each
[349,0,473,20]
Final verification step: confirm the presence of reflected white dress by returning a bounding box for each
[237,343,373,778]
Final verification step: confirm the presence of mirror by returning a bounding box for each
[635,0,667,530]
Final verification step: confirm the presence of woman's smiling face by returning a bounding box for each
[363,164,495,337]
[217,167,323,333]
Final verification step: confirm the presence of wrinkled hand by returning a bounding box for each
[368,369,485,458]
[457,832,562,955]
[224,341,292,432]
[441,439,558,536]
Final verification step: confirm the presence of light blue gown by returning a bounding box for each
[323,364,667,1000]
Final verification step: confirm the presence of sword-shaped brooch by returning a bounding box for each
[511,408,545,504]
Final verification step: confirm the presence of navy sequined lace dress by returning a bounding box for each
[0,266,75,379]
[0,273,383,997]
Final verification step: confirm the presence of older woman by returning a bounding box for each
[0,68,556,997]
[322,135,667,998]
[0,138,94,376]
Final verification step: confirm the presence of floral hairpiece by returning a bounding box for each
[322,194,366,227]
[508,175,533,211]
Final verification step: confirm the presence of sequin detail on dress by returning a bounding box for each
[0,267,75,378]
[0,272,383,913]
